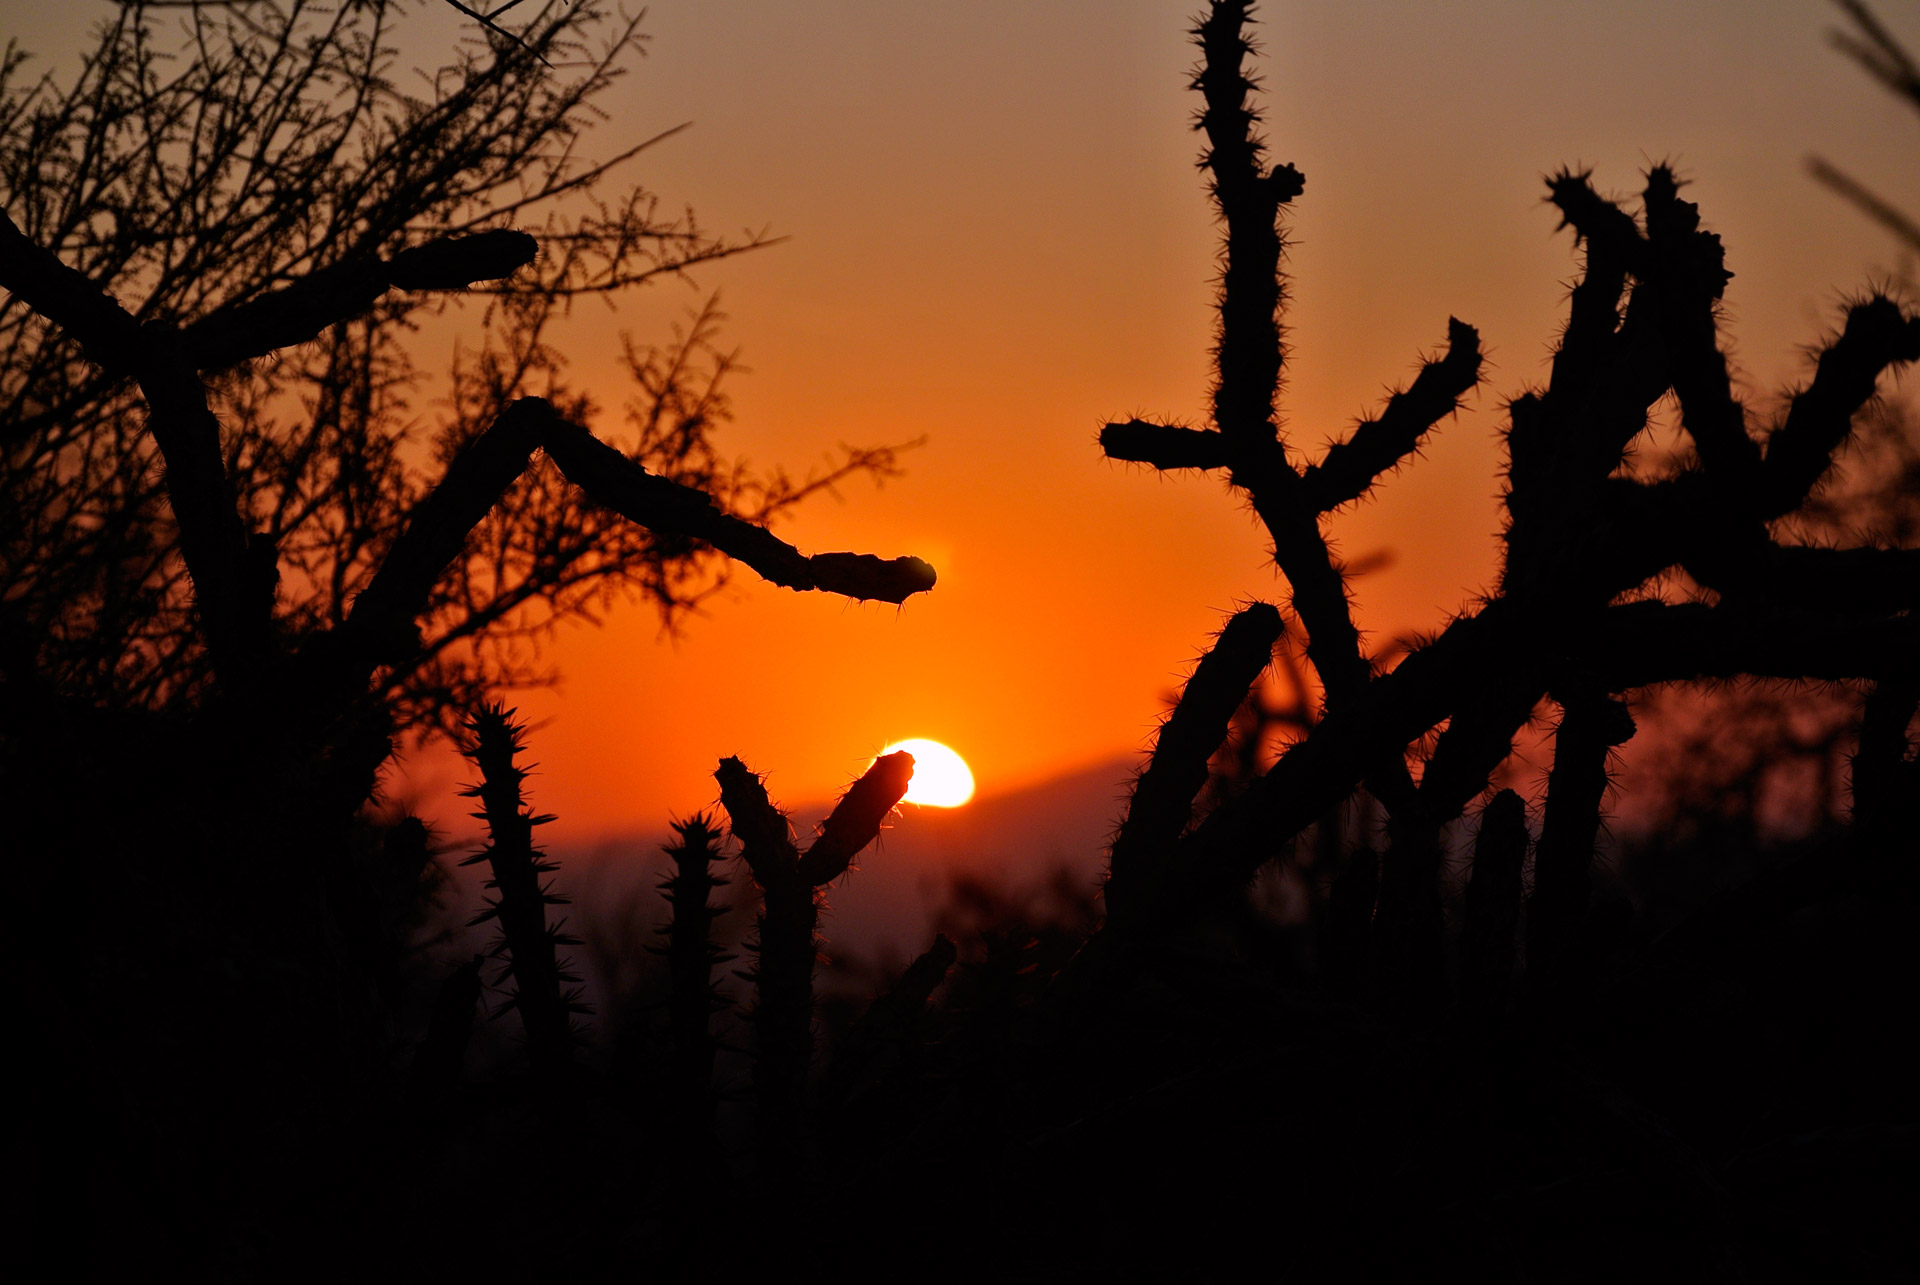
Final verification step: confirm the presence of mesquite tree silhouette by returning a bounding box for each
[2,3,932,1267]
[0,0,925,738]
[0,3,931,956]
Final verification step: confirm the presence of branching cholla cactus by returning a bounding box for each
[714,751,914,1168]
[1081,0,1920,1018]
[459,703,585,1076]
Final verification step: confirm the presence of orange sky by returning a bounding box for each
[15,2,1920,844]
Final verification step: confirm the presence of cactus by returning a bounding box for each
[1458,791,1529,1025]
[656,813,731,1161]
[1080,0,1920,1021]
[459,703,585,1077]
[715,750,914,1173]
[1526,692,1636,1000]
[1105,602,1284,922]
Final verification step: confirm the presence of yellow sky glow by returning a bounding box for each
[881,740,977,808]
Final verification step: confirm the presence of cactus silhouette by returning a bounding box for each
[8,1,1920,1277]
[459,703,585,1077]
[1075,0,1920,1028]
[715,750,914,1178]
[655,812,731,1166]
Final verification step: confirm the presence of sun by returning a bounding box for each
[879,739,976,807]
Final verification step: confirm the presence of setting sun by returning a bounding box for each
[879,739,976,807]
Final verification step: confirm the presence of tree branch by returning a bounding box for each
[538,407,937,604]
[182,230,540,371]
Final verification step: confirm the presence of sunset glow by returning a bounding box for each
[880,739,976,807]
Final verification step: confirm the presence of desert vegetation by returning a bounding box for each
[7,0,1917,1278]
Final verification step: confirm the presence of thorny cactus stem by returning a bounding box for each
[659,813,729,1155]
[1106,602,1283,922]
[460,704,581,1077]
[716,751,914,1171]
[1459,790,1529,1025]
[1526,692,1635,998]
[1106,0,1481,729]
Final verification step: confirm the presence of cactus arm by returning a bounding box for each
[1594,600,1920,685]
[798,750,914,887]
[1299,318,1483,513]
[1685,542,1920,615]
[1106,602,1282,918]
[714,755,800,885]
[1193,1,1299,454]
[1525,691,1634,994]
[1758,297,1920,518]
[1637,169,1759,477]
[1459,790,1529,1023]
[1809,159,1920,255]
[539,410,936,604]
[1099,421,1232,471]
[1546,170,1645,355]
[1414,674,1545,822]
[1177,598,1918,903]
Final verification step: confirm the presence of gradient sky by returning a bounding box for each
[14,2,1919,844]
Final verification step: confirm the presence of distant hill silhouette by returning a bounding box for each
[544,754,1136,977]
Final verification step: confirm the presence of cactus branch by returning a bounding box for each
[715,755,800,881]
[1099,421,1233,471]
[1459,790,1529,1024]
[1526,691,1635,996]
[1299,318,1484,513]
[460,704,579,1075]
[799,750,915,886]
[1107,602,1283,919]
[1759,297,1920,517]
[716,751,913,1177]
[1194,0,1298,452]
